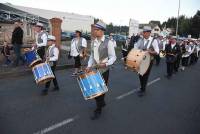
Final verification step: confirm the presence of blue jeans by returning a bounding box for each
[4,56,11,65]
[13,44,25,66]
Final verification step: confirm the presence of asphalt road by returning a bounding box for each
[0,59,200,134]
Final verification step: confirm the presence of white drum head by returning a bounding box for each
[138,52,151,75]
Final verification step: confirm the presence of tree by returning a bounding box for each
[190,10,200,38]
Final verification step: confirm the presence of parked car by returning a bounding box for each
[61,32,74,41]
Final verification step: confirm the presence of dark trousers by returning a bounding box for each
[13,44,24,66]
[139,61,153,92]
[122,50,128,62]
[190,53,194,65]
[95,70,109,110]
[45,62,59,89]
[167,62,174,77]
[37,46,45,60]
[174,57,181,72]
[4,56,11,65]
[155,54,160,65]
[74,55,81,68]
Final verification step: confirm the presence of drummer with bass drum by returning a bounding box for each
[133,26,159,97]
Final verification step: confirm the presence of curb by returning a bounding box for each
[0,64,74,79]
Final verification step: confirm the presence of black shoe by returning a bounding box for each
[91,111,101,120]
[51,87,59,92]
[165,75,171,79]
[102,103,106,108]
[137,90,145,97]
[41,89,48,96]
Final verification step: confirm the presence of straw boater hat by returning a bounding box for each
[143,26,152,32]
[47,35,56,41]
[94,20,106,31]
[35,22,44,27]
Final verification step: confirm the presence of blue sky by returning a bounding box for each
[1,0,199,25]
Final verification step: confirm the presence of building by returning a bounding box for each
[4,3,94,33]
[0,3,49,44]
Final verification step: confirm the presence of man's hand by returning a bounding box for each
[46,57,50,62]
[85,67,92,73]
[32,44,37,49]
[147,50,156,55]
[97,63,106,68]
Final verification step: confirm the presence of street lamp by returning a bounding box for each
[176,0,180,38]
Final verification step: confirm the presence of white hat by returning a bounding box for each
[94,20,106,31]
[47,35,56,41]
[35,22,44,27]
[143,26,152,32]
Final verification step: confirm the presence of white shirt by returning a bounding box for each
[88,35,116,67]
[162,40,168,50]
[171,43,176,49]
[70,37,87,57]
[47,44,59,61]
[110,38,117,48]
[134,36,159,54]
[36,31,47,47]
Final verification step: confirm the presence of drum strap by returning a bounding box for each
[144,40,150,49]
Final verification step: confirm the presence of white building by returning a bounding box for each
[129,19,139,37]
[4,3,94,33]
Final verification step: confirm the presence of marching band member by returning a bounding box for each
[86,20,116,120]
[121,37,130,66]
[134,26,159,97]
[155,34,164,66]
[70,30,87,76]
[180,40,187,71]
[42,35,60,96]
[165,36,181,79]
[109,33,117,48]
[33,22,48,60]
[189,40,198,65]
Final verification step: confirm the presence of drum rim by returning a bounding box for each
[32,63,48,70]
[84,92,107,100]
[36,75,55,84]
[79,71,96,79]
[29,59,42,67]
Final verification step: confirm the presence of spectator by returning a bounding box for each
[11,19,25,66]
[1,41,11,66]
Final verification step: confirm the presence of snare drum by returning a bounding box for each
[32,63,55,85]
[77,70,108,100]
[126,49,151,75]
[24,49,42,67]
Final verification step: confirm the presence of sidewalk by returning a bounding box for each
[0,48,89,79]
[0,43,122,79]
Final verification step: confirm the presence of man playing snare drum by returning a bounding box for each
[86,20,116,120]
[134,26,159,97]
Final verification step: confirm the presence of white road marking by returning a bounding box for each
[33,115,79,134]
[116,77,161,100]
